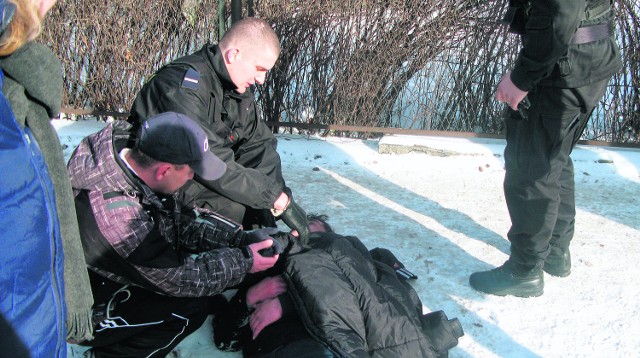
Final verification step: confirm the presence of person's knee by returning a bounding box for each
[168,297,210,336]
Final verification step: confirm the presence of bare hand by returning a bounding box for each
[248,240,279,273]
[247,275,287,308]
[272,191,290,212]
[495,71,528,111]
[250,297,283,339]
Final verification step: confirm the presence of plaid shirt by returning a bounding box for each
[68,121,252,297]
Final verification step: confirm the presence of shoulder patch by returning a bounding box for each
[181,68,201,90]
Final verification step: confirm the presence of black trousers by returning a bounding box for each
[250,338,335,358]
[81,271,210,358]
[178,180,276,229]
[503,79,609,269]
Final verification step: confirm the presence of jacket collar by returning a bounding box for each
[0,42,61,118]
[207,44,236,91]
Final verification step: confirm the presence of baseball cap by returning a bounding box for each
[137,112,226,180]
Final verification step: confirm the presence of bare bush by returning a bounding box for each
[39,0,639,143]
[42,0,223,112]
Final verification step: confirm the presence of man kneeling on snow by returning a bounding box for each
[68,112,283,356]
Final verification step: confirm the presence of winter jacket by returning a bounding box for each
[282,233,438,358]
[129,44,286,209]
[509,0,622,91]
[0,69,66,357]
[215,232,461,357]
[68,120,257,297]
[0,41,95,342]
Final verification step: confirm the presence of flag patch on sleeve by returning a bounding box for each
[181,68,200,89]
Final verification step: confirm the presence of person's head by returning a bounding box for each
[129,112,226,195]
[0,0,57,56]
[291,214,333,237]
[218,17,280,94]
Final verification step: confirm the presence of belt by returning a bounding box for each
[571,23,612,44]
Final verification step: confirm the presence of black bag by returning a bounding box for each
[421,310,465,358]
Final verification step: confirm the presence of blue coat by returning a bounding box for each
[0,69,67,357]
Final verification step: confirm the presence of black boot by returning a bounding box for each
[469,260,543,297]
[543,246,571,277]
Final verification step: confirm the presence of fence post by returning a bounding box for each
[232,0,242,23]
[247,0,254,17]
[218,0,225,40]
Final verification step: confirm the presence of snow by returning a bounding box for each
[55,118,640,358]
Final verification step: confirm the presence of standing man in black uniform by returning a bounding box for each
[470,0,622,297]
[128,17,310,240]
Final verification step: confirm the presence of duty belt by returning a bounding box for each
[571,23,612,44]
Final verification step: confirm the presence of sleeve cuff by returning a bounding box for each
[509,65,536,92]
[278,294,296,319]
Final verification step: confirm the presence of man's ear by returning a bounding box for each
[225,48,241,64]
[154,163,173,181]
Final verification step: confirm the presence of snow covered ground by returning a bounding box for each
[56,119,640,358]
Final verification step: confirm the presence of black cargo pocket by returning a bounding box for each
[504,113,533,173]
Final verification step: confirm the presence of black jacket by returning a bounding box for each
[510,0,622,91]
[216,232,463,357]
[282,232,438,357]
[129,44,285,209]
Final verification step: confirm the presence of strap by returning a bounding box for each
[582,0,611,21]
[571,23,612,44]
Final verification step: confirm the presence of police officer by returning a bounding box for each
[128,17,310,241]
[470,0,622,297]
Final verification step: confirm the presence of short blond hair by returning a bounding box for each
[0,0,43,56]
[219,17,280,57]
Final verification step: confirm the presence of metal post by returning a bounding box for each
[247,0,254,17]
[231,0,242,23]
[218,0,225,40]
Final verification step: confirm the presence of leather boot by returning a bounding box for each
[469,260,543,297]
[543,246,571,277]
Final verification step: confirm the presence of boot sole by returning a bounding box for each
[543,266,571,278]
[476,285,543,298]
[469,277,544,298]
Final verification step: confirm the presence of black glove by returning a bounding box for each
[370,247,418,280]
[238,227,279,246]
[279,198,310,244]
[257,235,285,257]
[258,232,296,257]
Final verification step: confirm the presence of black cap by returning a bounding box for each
[137,112,226,180]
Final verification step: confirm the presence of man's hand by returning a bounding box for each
[495,71,528,111]
[248,240,279,273]
[250,297,283,339]
[272,191,290,215]
[246,275,287,308]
